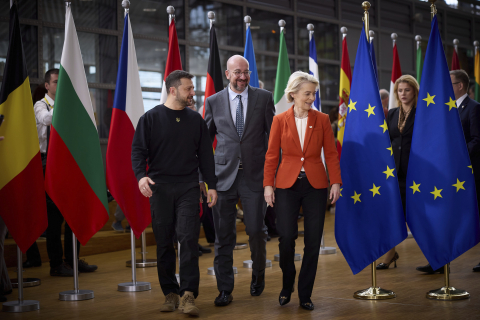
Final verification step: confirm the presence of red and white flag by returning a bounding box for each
[160,18,182,104]
[388,42,402,110]
[451,43,460,70]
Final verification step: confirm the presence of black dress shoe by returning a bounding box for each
[23,260,42,268]
[50,262,74,277]
[300,298,314,310]
[473,263,480,272]
[278,288,293,306]
[416,264,445,274]
[198,244,212,254]
[214,291,233,306]
[67,259,98,273]
[250,274,265,296]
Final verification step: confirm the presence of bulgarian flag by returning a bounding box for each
[45,5,108,245]
[475,44,480,101]
[106,12,150,237]
[0,3,47,252]
[274,28,291,114]
[388,42,402,110]
[337,34,352,159]
[160,17,182,104]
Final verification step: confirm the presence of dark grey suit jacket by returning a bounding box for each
[203,85,275,192]
[458,96,480,180]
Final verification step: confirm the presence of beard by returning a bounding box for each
[175,94,193,108]
[231,78,248,92]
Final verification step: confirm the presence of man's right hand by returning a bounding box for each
[139,177,155,197]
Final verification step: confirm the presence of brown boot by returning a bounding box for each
[179,291,199,316]
[160,292,179,312]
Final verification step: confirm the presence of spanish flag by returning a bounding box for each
[0,4,47,253]
[337,32,352,159]
[475,45,479,102]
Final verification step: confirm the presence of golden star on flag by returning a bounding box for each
[387,146,393,156]
[468,165,473,174]
[369,184,381,197]
[348,100,357,113]
[383,166,395,179]
[364,104,376,118]
[351,191,361,204]
[445,97,457,111]
[379,120,388,133]
[410,181,421,194]
[452,179,465,192]
[430,186,443,200]
[423,93,436,106]
[339,188,343,197]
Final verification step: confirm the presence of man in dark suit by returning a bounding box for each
[450,70,480,272]
[202,55,275,305]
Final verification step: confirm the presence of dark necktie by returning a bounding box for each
[236,95,244,138]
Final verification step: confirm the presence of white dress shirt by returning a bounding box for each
[34,94,54,153]
[295,116,308,172]
[456,93,468,109]
[228,85,248,125]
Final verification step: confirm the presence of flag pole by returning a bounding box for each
[369,30,374,44]
[391,33,397,48]
[167,5,175,25]
[453,39,459,55]
[127,231,157,267]
[416,35,422,51]
[416,35,422,83]
[353,2,396,300]
[424,1,469,300]
[2,246,40,312]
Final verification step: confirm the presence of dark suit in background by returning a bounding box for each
[203,85,275,295]
[387,107,416,213]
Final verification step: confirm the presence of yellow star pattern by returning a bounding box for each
[383,166,395,179]
[348,100,357,113]
[423,93,436,106]
[452,179,465,192]
[410,181,421,194]
[379,120,388,133]
[339,188,343,197]
[445,97,457,111]
[364,104,376,118]
[369,184,381,197]
[351,191,361,204]
[468,165,473,174]
[387,146,393,156]
[430,186,443,200]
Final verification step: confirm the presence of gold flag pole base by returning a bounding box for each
[354,287,396,300]
[426,264,469,300]
[353,261,396,300]
[426,286,469,300]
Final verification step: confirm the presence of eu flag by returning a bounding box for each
[244,25,259,88]
[335,26,407,275]
[406,16,480,270]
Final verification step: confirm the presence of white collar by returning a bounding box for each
[44,93,55,106]
[456,93,468,108]
[228,85,248,101]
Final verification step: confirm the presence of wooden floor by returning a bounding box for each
[2,213,480,319]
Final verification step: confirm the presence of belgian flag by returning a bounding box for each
[0,4,47,252]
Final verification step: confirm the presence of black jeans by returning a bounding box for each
[275,177,327,300]
[150,182,200,298]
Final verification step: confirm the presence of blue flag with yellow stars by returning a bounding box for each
[335,26,408,275]
[406,16,480,270]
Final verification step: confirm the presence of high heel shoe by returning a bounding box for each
[376,252,399,270]
[299,298,314,310]
[278,285,295,306]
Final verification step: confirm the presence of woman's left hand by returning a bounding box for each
[329,183,341,204]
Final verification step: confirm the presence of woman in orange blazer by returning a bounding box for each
[264,71,341,310]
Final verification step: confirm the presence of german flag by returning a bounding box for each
[336,33,352,159]
[0,4,47,253]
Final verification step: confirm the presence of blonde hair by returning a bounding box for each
[393,75,419,108]
[285,71,319,103]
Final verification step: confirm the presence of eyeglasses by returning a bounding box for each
[229,70,252,77]
[452,82,461,85]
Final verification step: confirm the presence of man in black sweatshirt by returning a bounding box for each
[132,70,217,316]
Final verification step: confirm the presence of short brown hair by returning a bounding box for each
[450,69,469,91]
[393,75,419,108]
[45,68,59,84]
[165,70,193,95]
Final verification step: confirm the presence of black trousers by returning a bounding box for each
[213,170,267,293]
[150,182,200,298]
[275,177,327,300]
[46,193,79,268]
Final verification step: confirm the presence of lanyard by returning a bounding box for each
[43,97,53,110]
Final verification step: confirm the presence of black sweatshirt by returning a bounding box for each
[131,104,217,189]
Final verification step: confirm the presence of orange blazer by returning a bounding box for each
[264,106,342,189]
